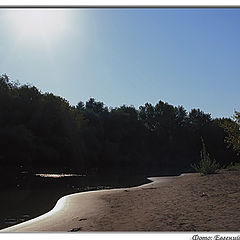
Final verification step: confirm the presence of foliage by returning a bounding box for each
[0,74,239,183]
[220,112,240,154]
[224,162,240,171]
[192,138,220,175]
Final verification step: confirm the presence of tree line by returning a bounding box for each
[0,74,239,182]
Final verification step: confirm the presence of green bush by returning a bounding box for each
[192,138,220,175]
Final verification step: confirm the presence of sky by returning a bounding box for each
[0,8,240,118]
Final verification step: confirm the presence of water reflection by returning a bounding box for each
[0,174,149,230]
[35,174,86,178]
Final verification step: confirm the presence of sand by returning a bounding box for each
[1,169,240,232]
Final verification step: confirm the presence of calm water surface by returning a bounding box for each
[0,173,149,230]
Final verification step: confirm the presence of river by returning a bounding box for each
[0,173,149,230]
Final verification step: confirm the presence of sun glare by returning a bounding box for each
[6,9,70,46]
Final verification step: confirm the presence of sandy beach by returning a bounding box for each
[1,169,240,232]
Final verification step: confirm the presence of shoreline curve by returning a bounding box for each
[0,173,189,232]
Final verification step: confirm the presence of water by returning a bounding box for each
[35,173,86,178]
[0,173,149,230]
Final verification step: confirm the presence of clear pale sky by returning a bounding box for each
[0,8,239,118]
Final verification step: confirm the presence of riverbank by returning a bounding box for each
[0,175,149,230]
[1,168,240,232]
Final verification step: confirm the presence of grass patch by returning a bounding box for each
[225,162,240,171]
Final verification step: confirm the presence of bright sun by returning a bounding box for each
[6,9,69,45]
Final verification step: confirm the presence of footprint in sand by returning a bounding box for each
[69,227,81,232]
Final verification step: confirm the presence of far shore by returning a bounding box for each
[1,168,240,232]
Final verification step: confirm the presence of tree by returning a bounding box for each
[0,73,238,179]
[221,111,240,154]
[76,101,85,111]
[188,108,212,129]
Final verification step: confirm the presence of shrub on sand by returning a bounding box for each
[225,162,240,171]
[192,138,220,175]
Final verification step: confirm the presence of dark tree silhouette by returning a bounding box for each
[0,74,239,187]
